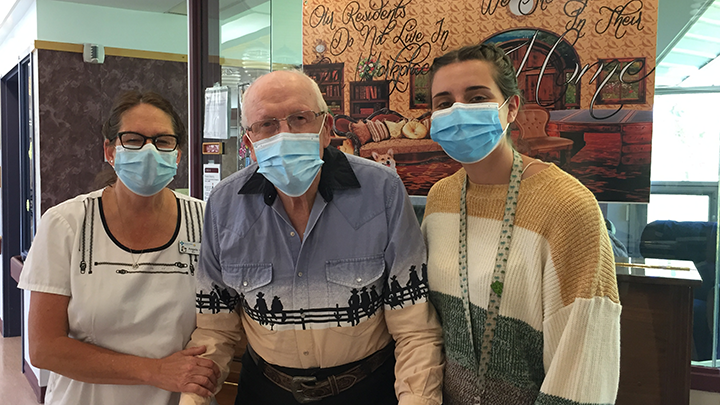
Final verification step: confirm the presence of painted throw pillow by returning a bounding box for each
[385,119,407,139]
[367,120,390,142]
[402,119,428,139]
[422,117,431,134]
[350,121,372,144]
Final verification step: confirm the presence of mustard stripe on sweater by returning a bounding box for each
[423,165,619,307]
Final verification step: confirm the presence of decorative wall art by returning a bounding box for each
[303,0,657,202]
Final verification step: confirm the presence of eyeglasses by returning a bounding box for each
[246,110,326,140]
[116,132,179,152]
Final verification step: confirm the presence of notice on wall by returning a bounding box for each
[203,86,231,139]
[203,163,221,201]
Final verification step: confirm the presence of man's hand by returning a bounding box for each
[150,346,221,397]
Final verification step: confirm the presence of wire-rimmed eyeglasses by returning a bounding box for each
[245,110,327,140]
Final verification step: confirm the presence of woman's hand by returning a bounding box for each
[29,291,220,394]
[151,346,221,397]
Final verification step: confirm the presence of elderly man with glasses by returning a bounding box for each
[180,70,443,405]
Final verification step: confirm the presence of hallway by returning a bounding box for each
[0,336,40,404]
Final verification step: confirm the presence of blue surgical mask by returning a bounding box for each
[251,131,325,198]
[430,100,510,164]
[113,144,178,196]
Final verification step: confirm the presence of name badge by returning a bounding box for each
[179,241,201,255]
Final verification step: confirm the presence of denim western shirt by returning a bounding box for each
[186,147,444,405]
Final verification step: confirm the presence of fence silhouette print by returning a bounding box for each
[196,264,429,330]
[240,281,429,331]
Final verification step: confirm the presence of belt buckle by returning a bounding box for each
[291,375,320,404]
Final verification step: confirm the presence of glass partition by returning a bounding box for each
[218,1,270,178]
[602,91,720,366]
[271,0,302,70]
[217,0,302,179]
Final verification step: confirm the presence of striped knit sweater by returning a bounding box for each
[422,165,621,405]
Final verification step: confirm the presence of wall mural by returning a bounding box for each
[303,0,656,202]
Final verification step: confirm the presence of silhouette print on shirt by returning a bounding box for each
[196,264,430,330]
[236,264,429,330]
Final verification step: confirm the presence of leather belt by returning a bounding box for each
[246,344,393,404]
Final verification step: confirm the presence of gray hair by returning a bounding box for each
[240,69,328,128]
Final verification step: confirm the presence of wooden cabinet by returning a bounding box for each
[349,80,390,119]
[616,264,702,405]
[303,63,344,115]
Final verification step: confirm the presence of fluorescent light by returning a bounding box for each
[672,48,718,59]
[221,13,269,44]
[681,54,720,87]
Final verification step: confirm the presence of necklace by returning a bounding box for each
[111,187,164,269]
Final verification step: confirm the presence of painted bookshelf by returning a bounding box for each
[302,63,344,115]
[349,80,390,119]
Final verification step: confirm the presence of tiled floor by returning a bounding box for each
[0,332,239,405]
[0,336,40,404]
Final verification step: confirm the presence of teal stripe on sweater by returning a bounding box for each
[430,291,545,390]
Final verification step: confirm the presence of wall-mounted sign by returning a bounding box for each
[203,86,230,139]
[203,163,221,202]
[202,142,225,155]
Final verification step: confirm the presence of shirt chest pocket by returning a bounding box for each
[222,263,273,295]
[325,254,385,312]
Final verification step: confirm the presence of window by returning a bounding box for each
[410,72,430,109]
[647,194,710,223]
[564,71,580,109]
[651,93,720,183]
[604,92,720,365]
[595,58,648,105]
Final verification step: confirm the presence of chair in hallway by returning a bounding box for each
[513,104,574,166]
[640,220,718,361]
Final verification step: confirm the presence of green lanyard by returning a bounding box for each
[458,149,522,398]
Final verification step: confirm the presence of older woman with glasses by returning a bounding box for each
[18,90,219,405]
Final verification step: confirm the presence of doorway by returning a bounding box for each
[1,55,35,337]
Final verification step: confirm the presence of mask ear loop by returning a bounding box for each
[498,98,512,135]
[244,127,257,150]
[498,97,511,110]
[317,113,328,137]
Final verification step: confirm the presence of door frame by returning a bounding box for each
[1,64,22,337]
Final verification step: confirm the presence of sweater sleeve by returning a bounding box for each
[535,185,621,405]
[536,296,621,404]
[383,173,444,405]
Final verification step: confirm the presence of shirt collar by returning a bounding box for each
[238,147,361,205]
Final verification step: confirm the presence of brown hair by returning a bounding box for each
[102,90,186,147]
[428,43,523,103]
[96,90,186,188]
